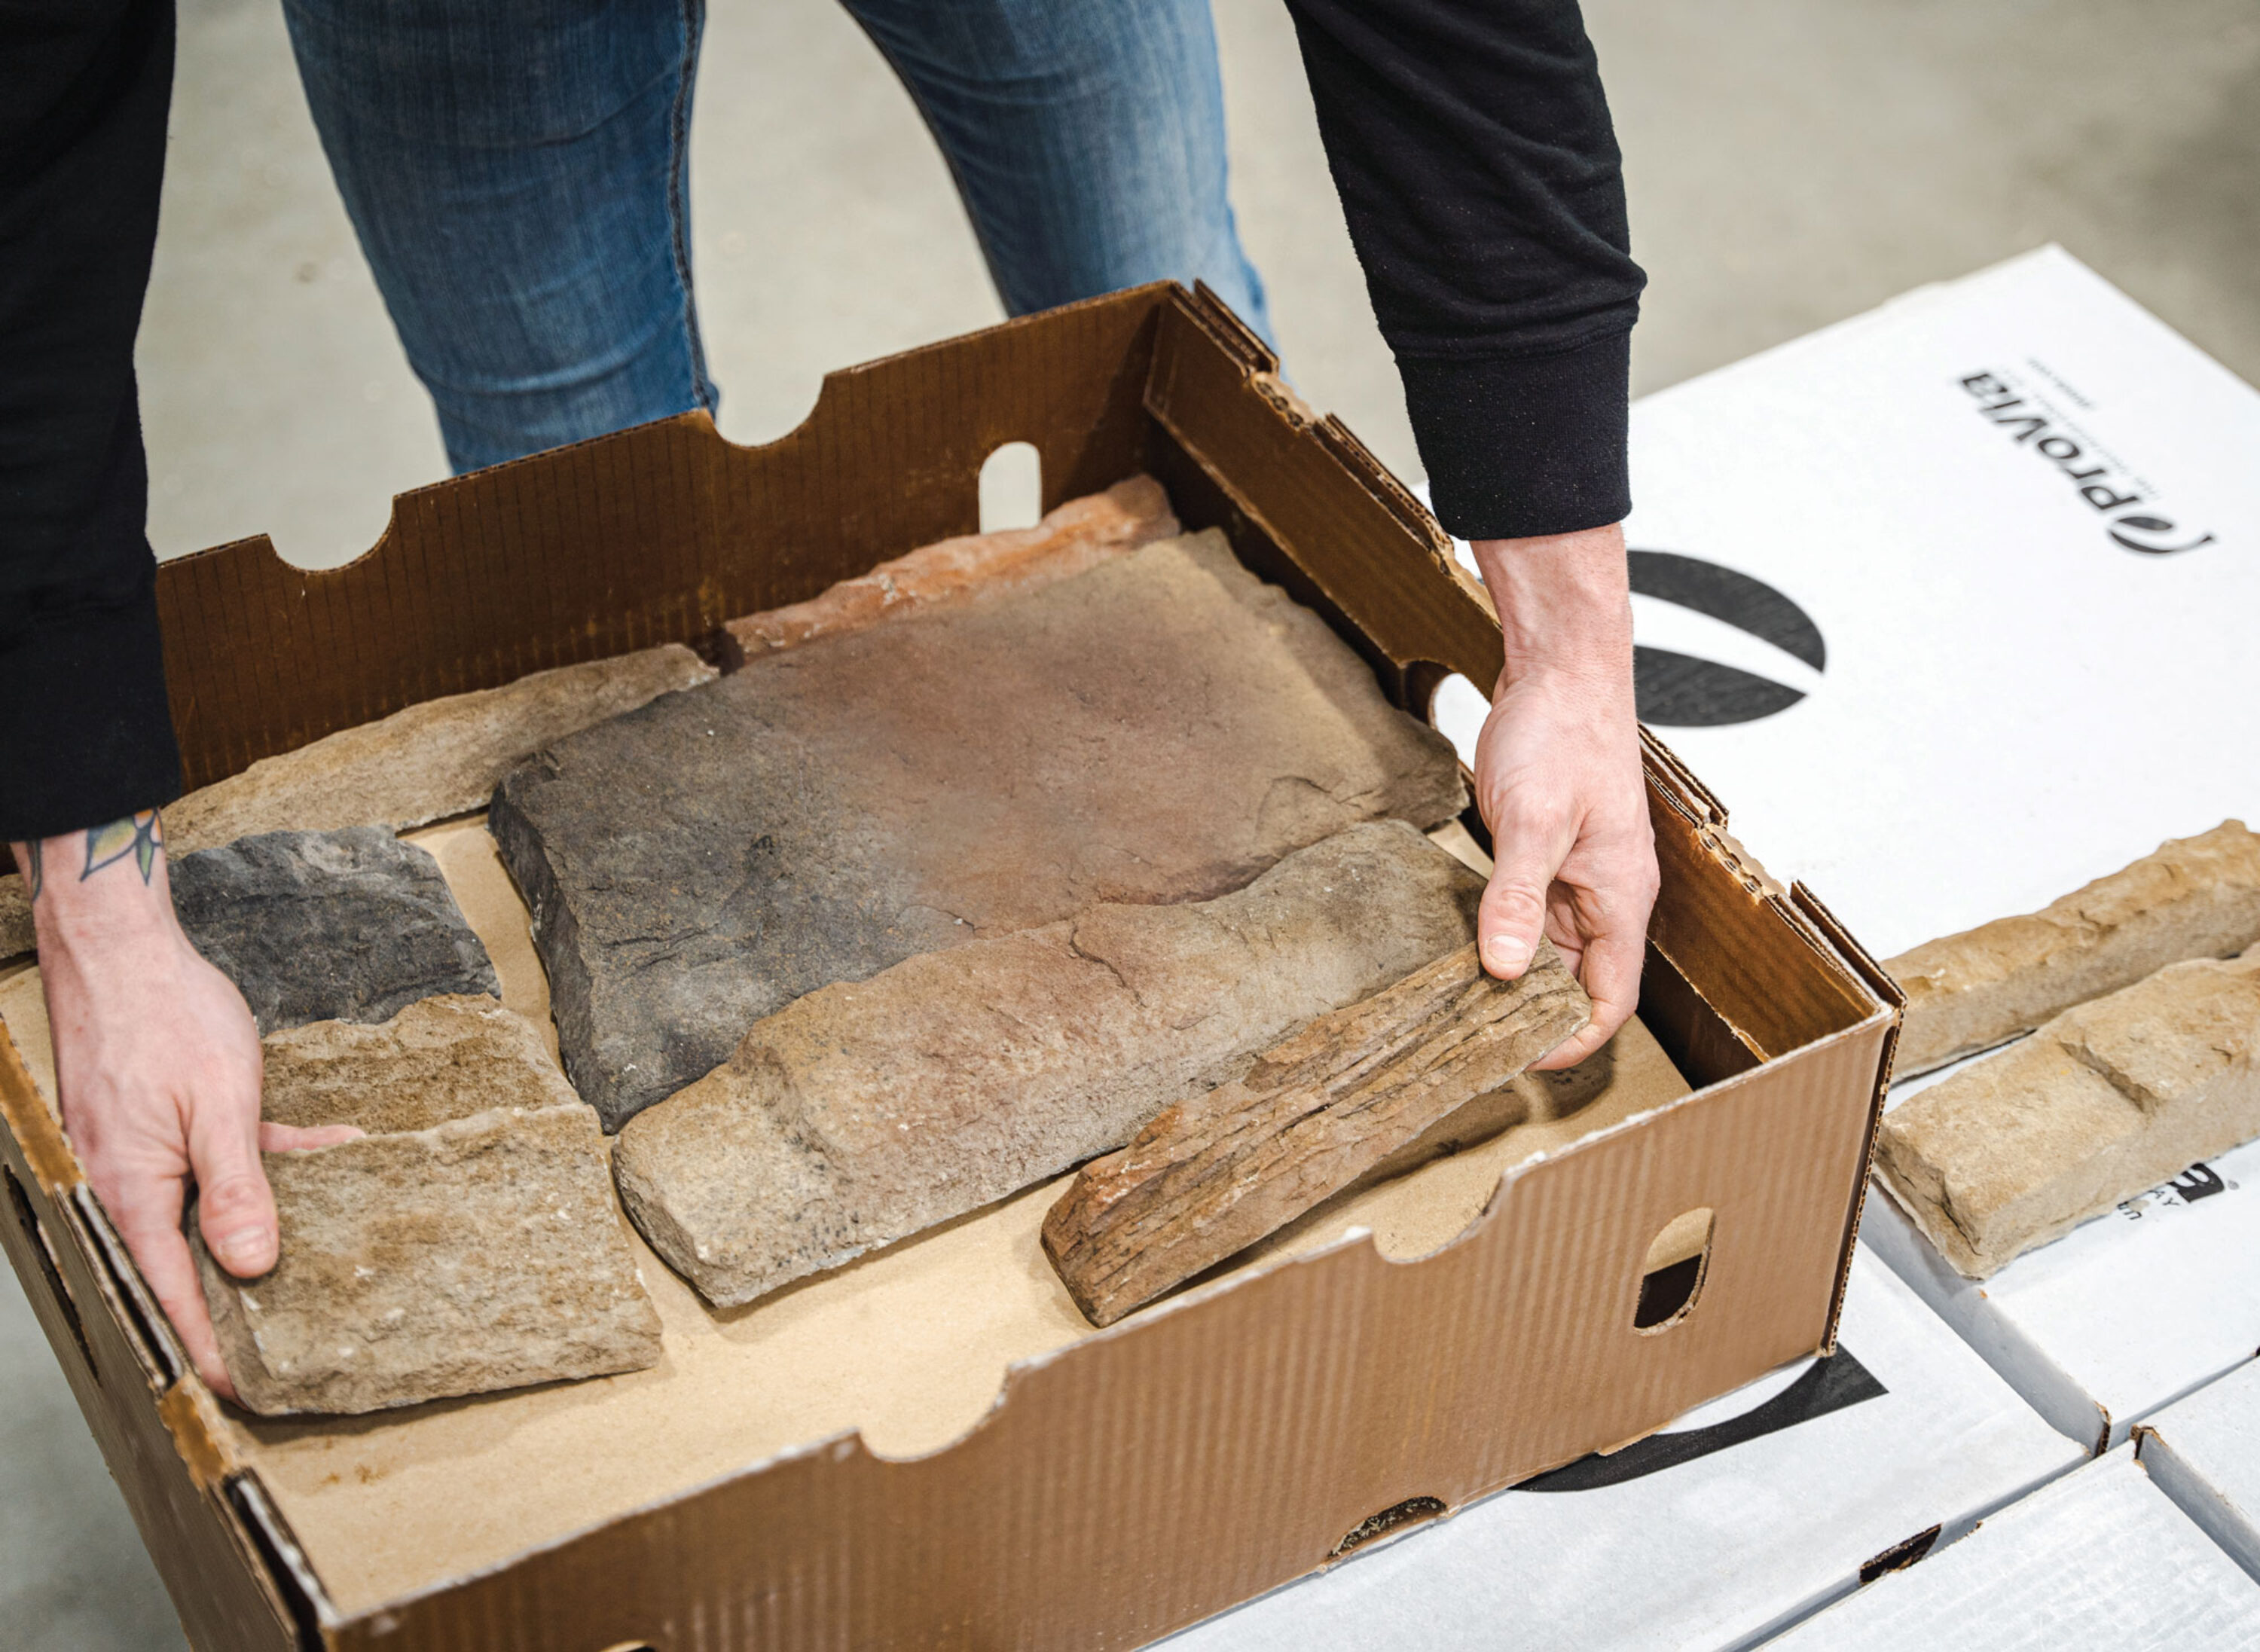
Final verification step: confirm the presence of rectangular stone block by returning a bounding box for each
[723,475,1177,657]
[1877,948,2260,1276]
[170,827,496,1034]
[0,644,715,960]
[612,822,1486,1306]
[1042,940,1590,1326]
[495,531,1467,1128]
[1889,820,2260,1076]
[194,995,663,1414]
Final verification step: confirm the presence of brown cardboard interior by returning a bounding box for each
[0,284,1896,1652]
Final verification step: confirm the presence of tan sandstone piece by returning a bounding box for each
[0,644,714,960]
[613,822,1487,1307]
[1043,941,1590,1325]
[1887,820,2260,1076]
[194,995,661,1415]
[1877,948,2260,1277]
[723,475,1177,656]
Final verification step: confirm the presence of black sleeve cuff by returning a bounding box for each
[1399,330,1632,542]
[0,563,182,844]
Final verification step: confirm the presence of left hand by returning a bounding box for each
[1465,521,1658,1070]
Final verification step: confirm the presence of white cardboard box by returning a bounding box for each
[2136,1355,2260,1584]
[1764,1447,2260,1649]
[1169,1253,2080,1651]
[1434,246,2260,1458]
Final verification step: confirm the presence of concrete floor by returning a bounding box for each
[8,0,2257,1644]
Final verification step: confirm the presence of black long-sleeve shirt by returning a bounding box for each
[0,0,1641,846]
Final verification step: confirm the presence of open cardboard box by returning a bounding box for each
[0,285,1898,1651]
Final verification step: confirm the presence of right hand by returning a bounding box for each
[14,816,354,1400]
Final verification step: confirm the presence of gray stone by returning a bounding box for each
[170,828,496,1035]
[194,996,663,1415]
[613,822,1486,1307]
[494,531,1467,1128]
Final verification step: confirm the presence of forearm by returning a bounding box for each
[0,0,183,844]
[1472,523,1635,693]
[1285,0,1645,541]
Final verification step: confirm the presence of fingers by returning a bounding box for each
[108,1191,237,1402]
[1479,805,1577,982]
[189,1101,280,1280]
[1534,918,1647,1071]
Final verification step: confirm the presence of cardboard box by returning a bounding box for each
[1434,246,2258,1458]
[0,285,1896,1650]
[2135,1350,2260,1583]
[1764,1446,2260,1647]
[1166,1250,2081,1650]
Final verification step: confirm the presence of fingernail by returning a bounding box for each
[212,1226,270,1269]
[1485,934,1530,975]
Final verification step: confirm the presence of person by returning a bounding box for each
[2,0,1655,1396]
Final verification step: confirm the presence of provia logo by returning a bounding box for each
[1629,551,1825,728]
[1959,370,2217,554]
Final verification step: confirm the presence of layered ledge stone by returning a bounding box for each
[723,475,1177,657]
[496,531,1467,1128]
[195,996,662,1415]
[170,828,497,1034]
[1888,820,2260,1076]
[1877,948,2260,1277]
[1043,940,1590,1326]
[612,822,1486,1306]
[0,645,714,960]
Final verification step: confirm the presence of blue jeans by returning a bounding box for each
[282,0,1269,474]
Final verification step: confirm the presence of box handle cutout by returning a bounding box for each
[1634,1206,1714,1331]
[5,1164,97,1383]
[1424,670,1487,772]
[978,441,1043,533]
[1333,1495,1446,1559]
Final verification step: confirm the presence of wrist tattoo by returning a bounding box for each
[78,811,165,889]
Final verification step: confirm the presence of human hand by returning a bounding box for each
[13,815,355,1399]
[1465,523,1658,1070]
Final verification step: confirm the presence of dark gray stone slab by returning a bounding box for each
[493,531,1466,1130]
[172,827,497,1034]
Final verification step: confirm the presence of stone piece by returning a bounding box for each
[1889,820,2260,1076]
[496,531,1467,1128]
[256,994,569,1135]
[724,475,1177,657]
[613,822,1486,1306]
[194,995,663,1415]
[1043,941,1590,1325]
[170,828,496,1035]
[0,645,714,961]
[1877,948,2260,1276]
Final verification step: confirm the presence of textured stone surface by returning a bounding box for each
[0,646,713,961]
[194,996,661,1415]
[614,822,1486,1305]
[724,475,1177,656]
[1878,948,2260,1276]
[1043,941,1590,1325]
[170,828,496,1034]
[1889,820,2260,1076]
[496,531,1466,1128]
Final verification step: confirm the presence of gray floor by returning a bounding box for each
[9,1,2257,1644]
